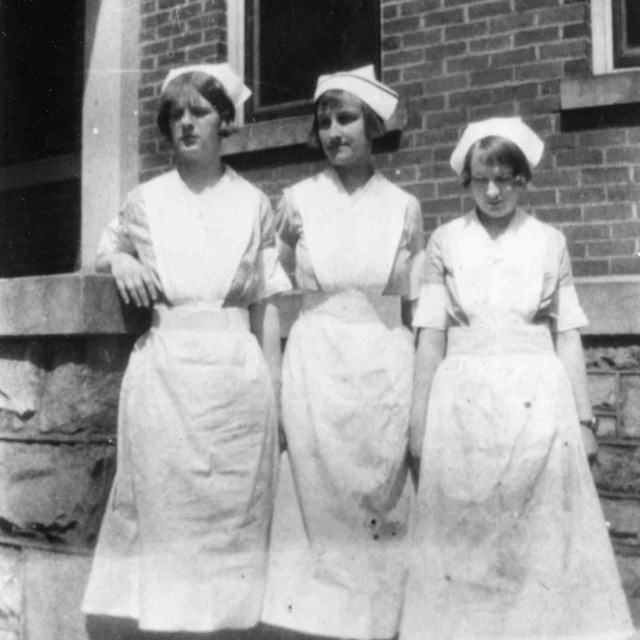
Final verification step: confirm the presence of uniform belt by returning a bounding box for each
[151,305,250,333]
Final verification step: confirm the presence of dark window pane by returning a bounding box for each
[613,0,640,69]
[0,0,85,165]
[0,180,80,277]
[245,0,380,121]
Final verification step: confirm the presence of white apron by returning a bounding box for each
[83,172,278,632]
[262,174,414,639]
[403,211,633,640]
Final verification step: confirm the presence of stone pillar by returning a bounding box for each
[81,0,141,271]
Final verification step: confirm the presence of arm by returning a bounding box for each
[409,328,446,485]
[555,329,597,462]
[96,252,162,308]
[250,300,283,446]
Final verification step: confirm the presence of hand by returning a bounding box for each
[408,454,421,489]
[581,425,598,466]
[110,253,162,307]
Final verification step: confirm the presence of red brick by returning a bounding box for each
[386,16,421,34]
[515,61,564,81]
[560,187,607,205]
[563,22,589,39]
[469,0,511,20]
[607,148,640,165]
[583,203,634,221]
[424,74,468,93]
[538,4,588,26]
[489,13,536,34]
[564,224,611,242]
[536,206,583,223]
[403,61,443,81]
[469,34,512,53]
[556,149,604,168]
[582,168,631,185]
[384,48,425,67]
[401,0,442,15]
[383,4,399,19]
[514,26,560,47]
[449,88,493,109]
[446,54,491,73]
[470,67,514,87]
[423,8,465,26]
[613,222,640,239]
[534,169,580,188]
[445,21,488,41]
[573,261,610,277]
[611,258,640,275]
[490,47,537,68]
[514,0,561,11]
[382,35,402,52]
[526,189,557,206]
[469,103,517,120]
[588,240,636,258]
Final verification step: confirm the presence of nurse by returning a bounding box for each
[261,65,425,640]
[83,64,290,638]
[402,117,633,640]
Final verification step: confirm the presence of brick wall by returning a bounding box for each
[138,0,640,276]
[139,0,228,183]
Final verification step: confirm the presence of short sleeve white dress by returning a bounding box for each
[82,167,290,633]
[401,209,633,640]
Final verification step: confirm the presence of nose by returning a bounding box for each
[327,118,341,139]
[486,179,500,198]
[180,109,194,128]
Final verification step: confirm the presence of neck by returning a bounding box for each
[476,207,517,239]
[177,156,224,193]
[333,161,374,195]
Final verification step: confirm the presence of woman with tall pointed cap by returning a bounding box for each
[401,117,633,639]
[82,63,290,637]
[260,65,425,640]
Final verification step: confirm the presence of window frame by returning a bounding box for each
[591,0,640,74]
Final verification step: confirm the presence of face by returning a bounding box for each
[316,92,370,167]
[168,85,222,163]
[469,147,525,219]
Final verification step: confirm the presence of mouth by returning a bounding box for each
[180,135,198,145]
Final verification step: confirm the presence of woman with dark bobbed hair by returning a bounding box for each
[261,65,424,640]
[402,117,633,640]
[82,64,290,638]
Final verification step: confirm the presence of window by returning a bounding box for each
[592,0,640,74]
[230,1,380,123]
[612,0,640,69]
[0,0,85,276]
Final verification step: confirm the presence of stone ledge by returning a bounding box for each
[576,276,640,336]
[560,70,640,110]
[0,273,148,337]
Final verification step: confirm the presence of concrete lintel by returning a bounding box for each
[560,70,640,110]
[0,274,147,336]
[576,276,640,336]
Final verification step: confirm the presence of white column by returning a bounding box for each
[81,0,140,270]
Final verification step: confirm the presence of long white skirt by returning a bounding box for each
[83,308,278,632]
[262,293,413,640]
[401,327,633,640]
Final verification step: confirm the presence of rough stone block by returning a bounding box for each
[24,549,92,640]
[593,444,640,495]
[602,498,640,545]
[621,375,640,438]
[615,552,640,627]
[0,337,134,437]
[589,372,617,411]
[0,546,21,633]
[599,415,618,438]
[0,442,115,548]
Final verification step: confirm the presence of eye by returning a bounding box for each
[337,112,359,126]
[169,107,184,121]
[317,116,331,130]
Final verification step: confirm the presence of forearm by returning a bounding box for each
[250,299,282,393]
[555,329,592,421]
[410,328,446,457]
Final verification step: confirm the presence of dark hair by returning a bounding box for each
[461,136,532,187]
[156,71,236,141]
[307,89,386,150]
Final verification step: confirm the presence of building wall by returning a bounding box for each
[139,0,640,279]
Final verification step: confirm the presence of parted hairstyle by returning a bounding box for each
[461,135,532,188]
[307,89,386,150]
[157,71,237,140]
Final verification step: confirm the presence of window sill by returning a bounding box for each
[576,275,640,335]
[560,69,640,110]
[221,114,313,157]
[221,108,405,157]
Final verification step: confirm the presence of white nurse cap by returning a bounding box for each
[160,63,251,108]
[449,117,544,175]
[314,64,399,121]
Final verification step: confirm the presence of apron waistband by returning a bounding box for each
[301,291,402,327]
[151,305,250,333]
[447,325,554,356]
